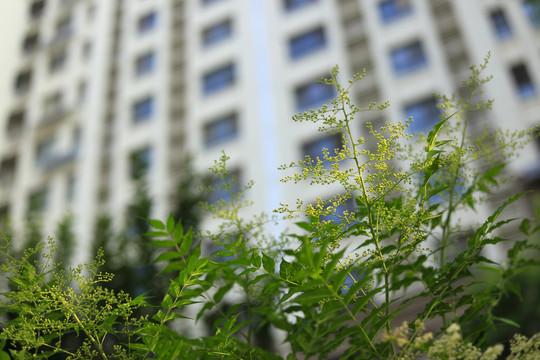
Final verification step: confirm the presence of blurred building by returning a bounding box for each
[1,0,540,262]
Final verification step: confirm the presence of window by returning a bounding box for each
[14,70,32,95]
[202,0,225,6]
[379,0,412,23]
[83,41,92,60]
[49,49,68,73]
[28,188,48,214]
[203,63,235,95]
[390,40,427,75]
[295,77,336,110]
[66,174,76,202]
[511,63,536,99]
[404,96,440,133]
[302,133,342,166]
[135,51,155,76]
[523,0,540,28]
[6,110,25,136]
[22,33,39,55]
[43,92,63,117]
[138,12,157,33]
[202,19,232,47]
[29,1,45,19]
[130,147,152,180]
[284,0,317,12]
[204,113,238,146]
[208,169,240,204]
[0,156,17,187]
[35,137,56,168]
[54,16,72,40]
[77,81,86,104]
[289,27,326,59]
[132,97,154,122]
[319,196,356,223]
[490,9,513,39]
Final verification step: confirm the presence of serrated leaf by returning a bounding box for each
[262,253,275,273]
[519,218,531,235]
[166,213,175,234]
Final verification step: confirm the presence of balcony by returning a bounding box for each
[37,145,78,172]
[38,106,74,127]
[47,28,73,50]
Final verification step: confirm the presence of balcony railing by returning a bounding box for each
[39,106,74,127]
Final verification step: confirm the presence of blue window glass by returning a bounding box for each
[302,133,342,168]
[390,41,427,76]
[208,170,240,204]
[404,96,440,133]
[289,27,326,59]
[130,147,152,180]
[523,0,540,28]
[203,63,235,95]
[204,113,238,146]
[511,63,536,100]
[138,12,156,33]
[490,9,513,39]
[379,0,412,23]
[295,77,336,110]
[133,97,154,122]
[284,0,317,11]
[135,51,155,76]
[203,19,232,47]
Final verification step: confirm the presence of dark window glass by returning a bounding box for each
[6,110,25,136]
[490,9,513,39]
[523,0,540,28]
[284,0,317,12]
[138,12,157,33]
[130,147,152,180]
[133,97,154,122]
[203,63,235,95]
[289,27,326,59]
[295,77,336,110]
[404,96,440,133]
[135,51,155,76]
[30,1,45,19]
[35,136,56,168]
[202,0,225,6]
[204,113,238,146]
[22,33,39,54]
[203,19,232,47]
[302,133,342,166]
[511,63,536,99]
[379,0,412,23]
[14,71,32,95]
[49,49,67,73]
[390,40,427,75]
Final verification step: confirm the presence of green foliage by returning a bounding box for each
[2,57,540,359]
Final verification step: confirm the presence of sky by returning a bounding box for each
[0,2,25,120]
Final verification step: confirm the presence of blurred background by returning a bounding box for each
[0,0,540,350]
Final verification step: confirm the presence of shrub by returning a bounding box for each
[1,56,540,359]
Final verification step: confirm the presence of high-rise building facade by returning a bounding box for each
[1,0,540,263]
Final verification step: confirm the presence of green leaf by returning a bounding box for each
[179,228,193,255]
[251,252,262,268]
[262,253,275,273]
[148,219,165,231]
[149,240,176,248]
[166,213,175,234]
[153,251,183,263]
[519,218,531,235]
[144,231,169,238]
[492,316,520,328]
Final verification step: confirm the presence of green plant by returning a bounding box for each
[1,57,540,359]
